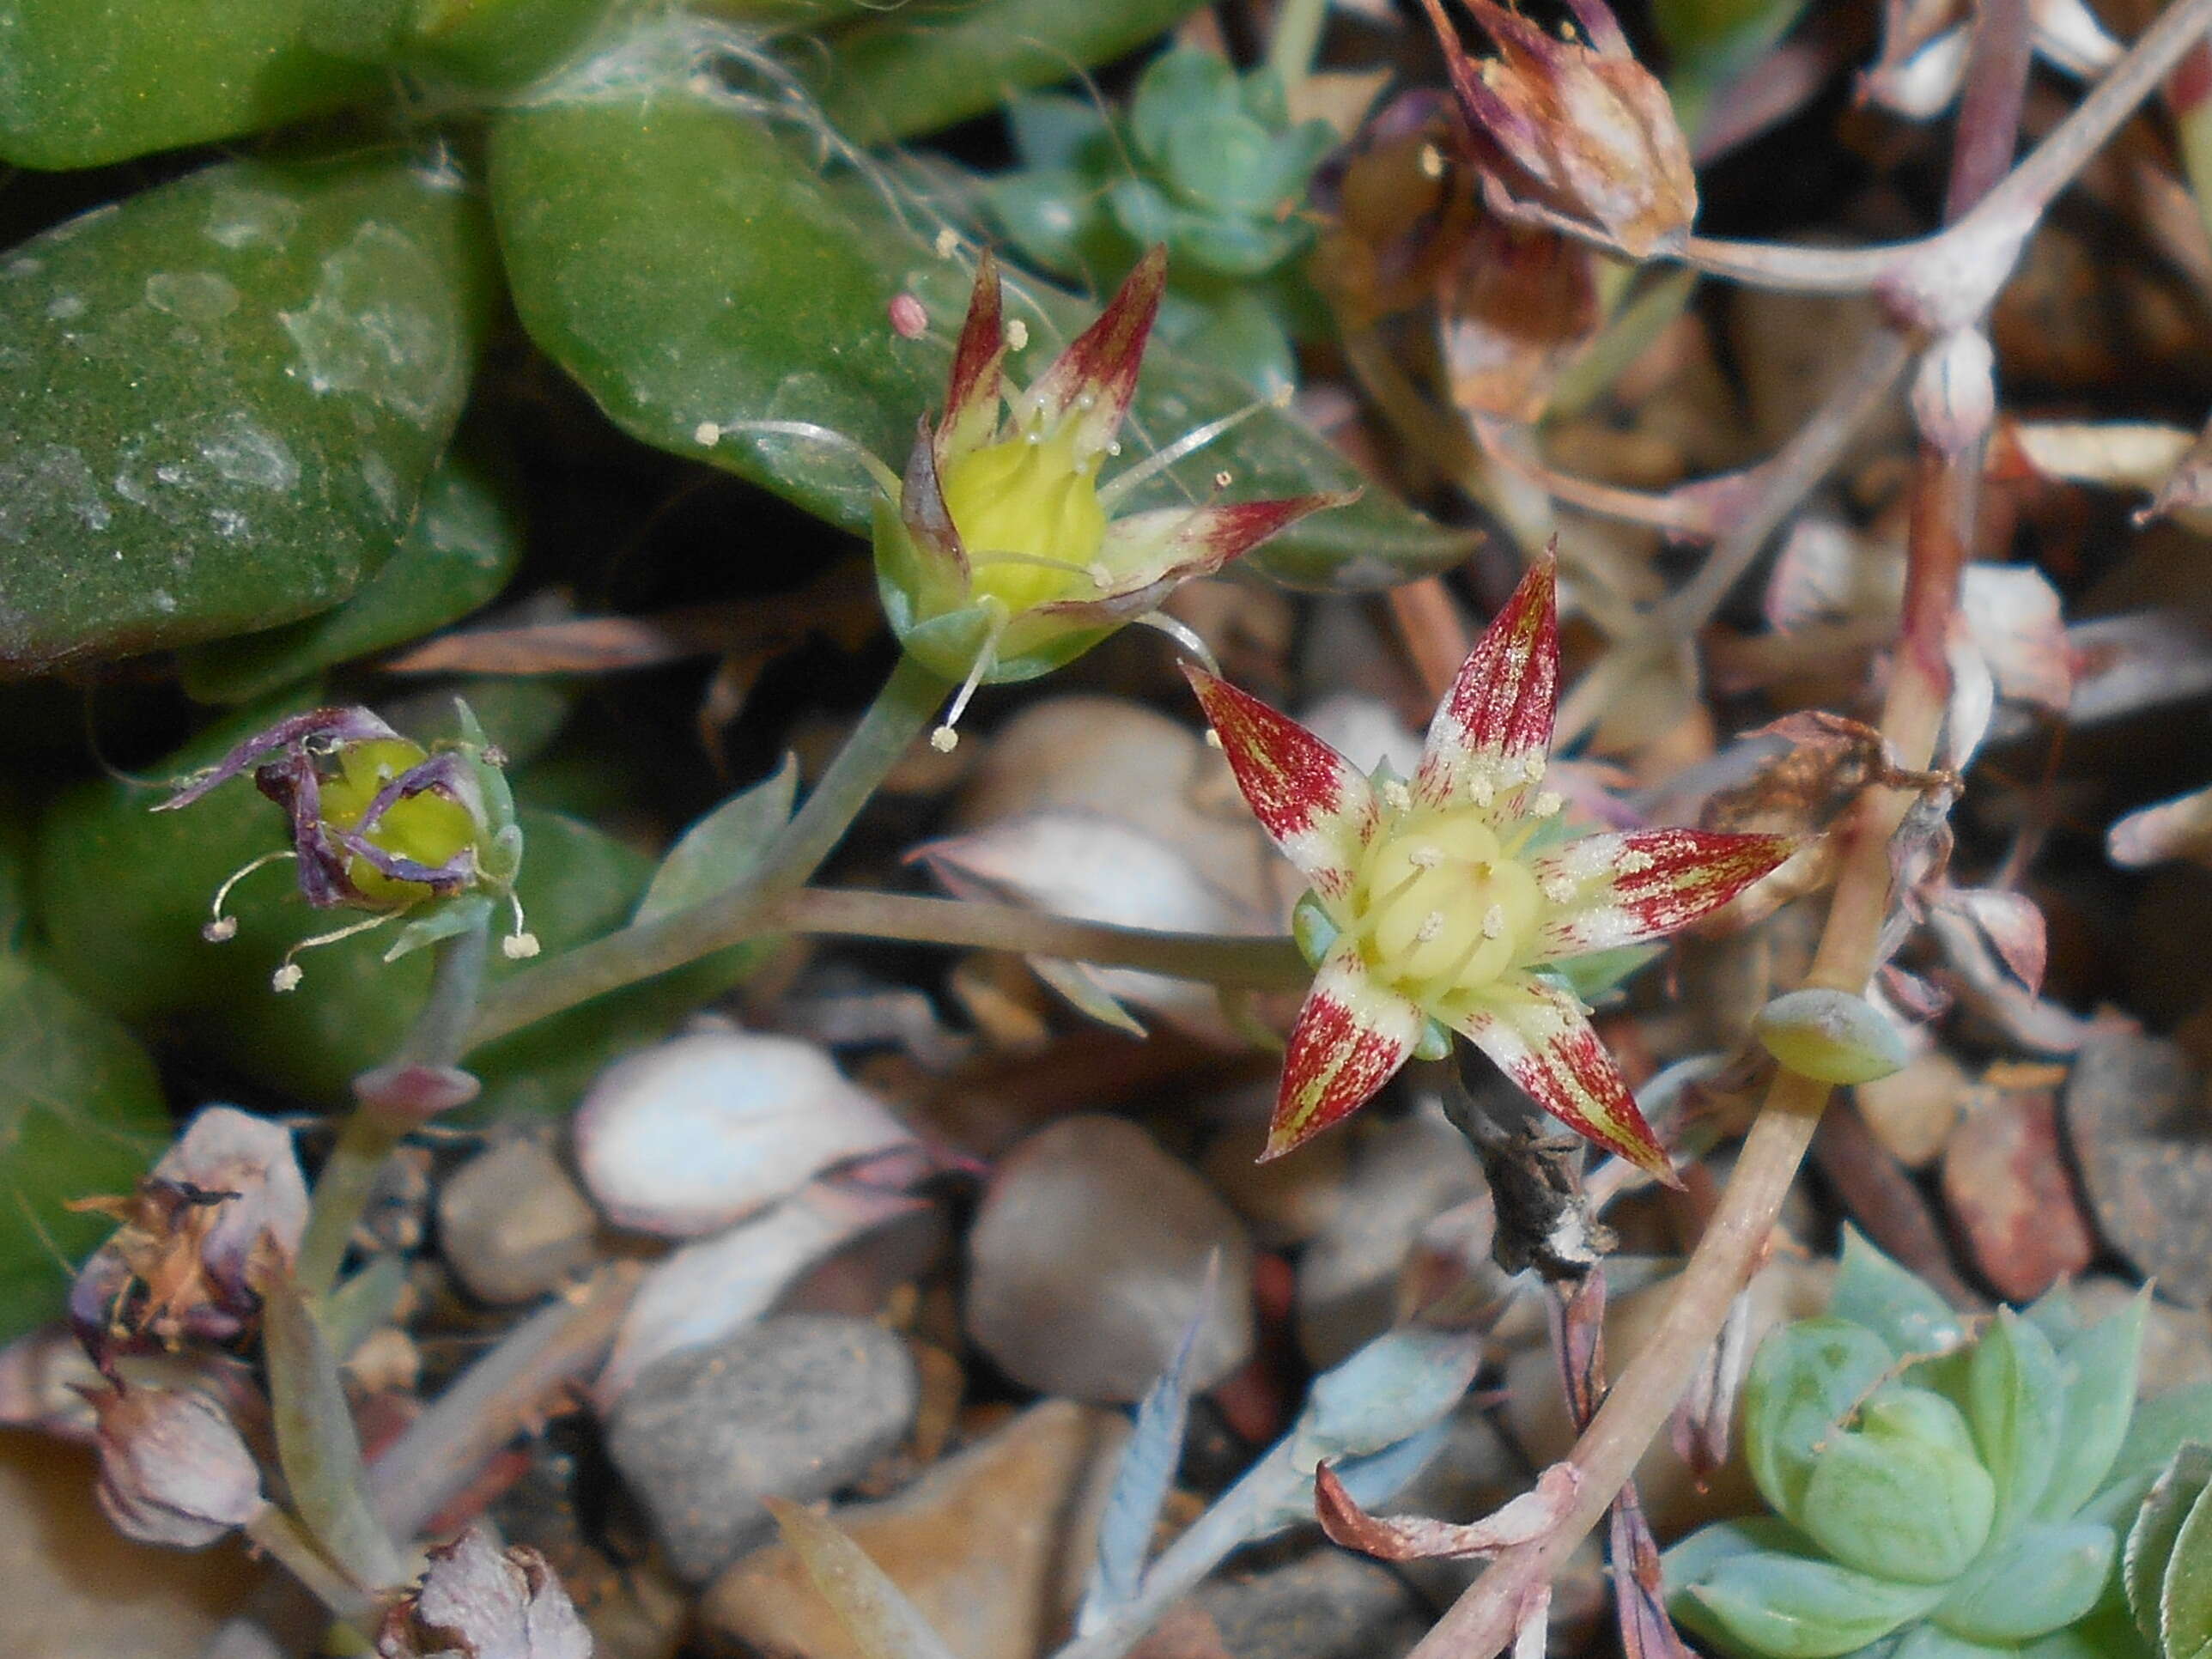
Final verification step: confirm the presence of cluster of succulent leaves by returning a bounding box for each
[1666,1231,2212,1659]
[988,47,1338,394]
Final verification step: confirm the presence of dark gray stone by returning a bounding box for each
[605,1314,918,1583]
[1188,1547,1430,1659]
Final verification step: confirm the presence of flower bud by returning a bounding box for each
[376,1527,591,1659]
[91,1382,264,1548]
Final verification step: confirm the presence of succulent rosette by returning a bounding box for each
[1187,560,1796,1179]
[871,246,1347,714]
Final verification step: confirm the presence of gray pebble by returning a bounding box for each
[437,1137,600,1305]
[606,1315,918,1583]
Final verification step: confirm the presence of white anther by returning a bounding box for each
[1532,792,1564,818]
[1542,873,1577,903]
[202,916,238,943]
[934,228,960,258]
[502,931,541,961]
[1482,903,1507,939]
[1204,728,1224,749]
[1380,780,1413,813]
[931,726,960,753]
[1006,319,1030,350]
[1414,910,1446,944]
[1419,144,1446,179]
[693,421,721,447]
[271,963,304,993]
[1212,470,1232,489]
[1407,846,1443,869]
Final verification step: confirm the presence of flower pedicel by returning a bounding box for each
[1188,560,1796,1181]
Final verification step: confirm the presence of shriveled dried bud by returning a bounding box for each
[376,1528,592,1659]
[70,1105,308,1358]
[91,1382,264,1548]
[1420,0,1697,258]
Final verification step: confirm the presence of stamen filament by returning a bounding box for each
[1096,387,1293,510]
[708,420,903,498]
[272,911,398,992]
[205,849,297,941]
[931,605,1010,753]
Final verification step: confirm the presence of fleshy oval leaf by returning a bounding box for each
[1932,1521,2117,1644]
[1742,1316,1898,1526]
[1754,988,1911,1085]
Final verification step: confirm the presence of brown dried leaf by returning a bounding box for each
[1316,1459,1580,1560]
[1440,213,1601,422]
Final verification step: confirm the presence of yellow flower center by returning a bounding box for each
[317,738,477,908]
[938,423,1109,612]
[1348,806,1541,1007]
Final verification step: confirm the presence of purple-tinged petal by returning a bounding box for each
[1449,976,1676,1183]
[1012,246,1166,463]
[1183,666,1379,908]
[1526,829,1799,961]
[1264,941,1425,1160]
[940,252,1006,459]
[900,415,969,586]
[154,708,397,812]
[1414,559,1558,811]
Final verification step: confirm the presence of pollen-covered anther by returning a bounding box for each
[502,932,540,961]
[1007,319,1030,351]
[1542,872,1577,903]
[1088,562,1115,588]
[1380,780,1413,814]
[1212,470,1233,489]
[1407,846,1443,869]
[931,727,961,754]
[1532,791,1564,818]
[1414,910,1447,944]
[1482,903,1507,939]
[203,917,238,943]
[270,964,303,994]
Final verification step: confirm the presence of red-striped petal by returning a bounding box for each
[1265,943,1424,1160]
[1449,975,1675,1183]
[1526,829,1798,961]
[1044,493,1354,621]
[940,252,1006,459]
[1414,559,1559,811]
[1183,666,1378,908]
[1012,246,1166,464]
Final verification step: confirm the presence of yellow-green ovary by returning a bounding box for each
[938,425,1109,611]
[1349,809,1540,1003]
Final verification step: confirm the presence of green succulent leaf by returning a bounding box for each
[1681,1547,1949,1659]
[179,449,524,704]
[400,0,615,87]
[0,0,380,168]
[0,153,496,672]
[2037,1292,2149,1522]
[2101,1389,2212,1523]
[636,757,799,923]
[798,0,1208,145]
[2164,1464,2212,1659]
[489,82,1468,593]
[1971,1310,2070,1536]
[1934,1522,2117,1644]
[1832,1225,1968,1364]
[1799,1408,1996,1584]
[2125,1444,2212,1652]
[1744,1316,1898,1525]
[1888,1628,2016,1659]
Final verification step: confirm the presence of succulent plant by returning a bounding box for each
[987,46,1338,395]
[1666,1231,2212,1659]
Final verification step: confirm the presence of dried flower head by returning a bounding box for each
[155,702,535,989]
[1188,560,1796,1180]
[870,249,1349,746]
[89,1379,265,1548]
[69,1105,308,1358]
[376,1527,592,1659]
[1419,0,1698,258]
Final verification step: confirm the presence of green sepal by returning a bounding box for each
[382,892,494,963]
[1291,890,1339,970]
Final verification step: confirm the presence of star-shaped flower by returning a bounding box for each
[1187,561,1796,1180]
[872,248,1348,738]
